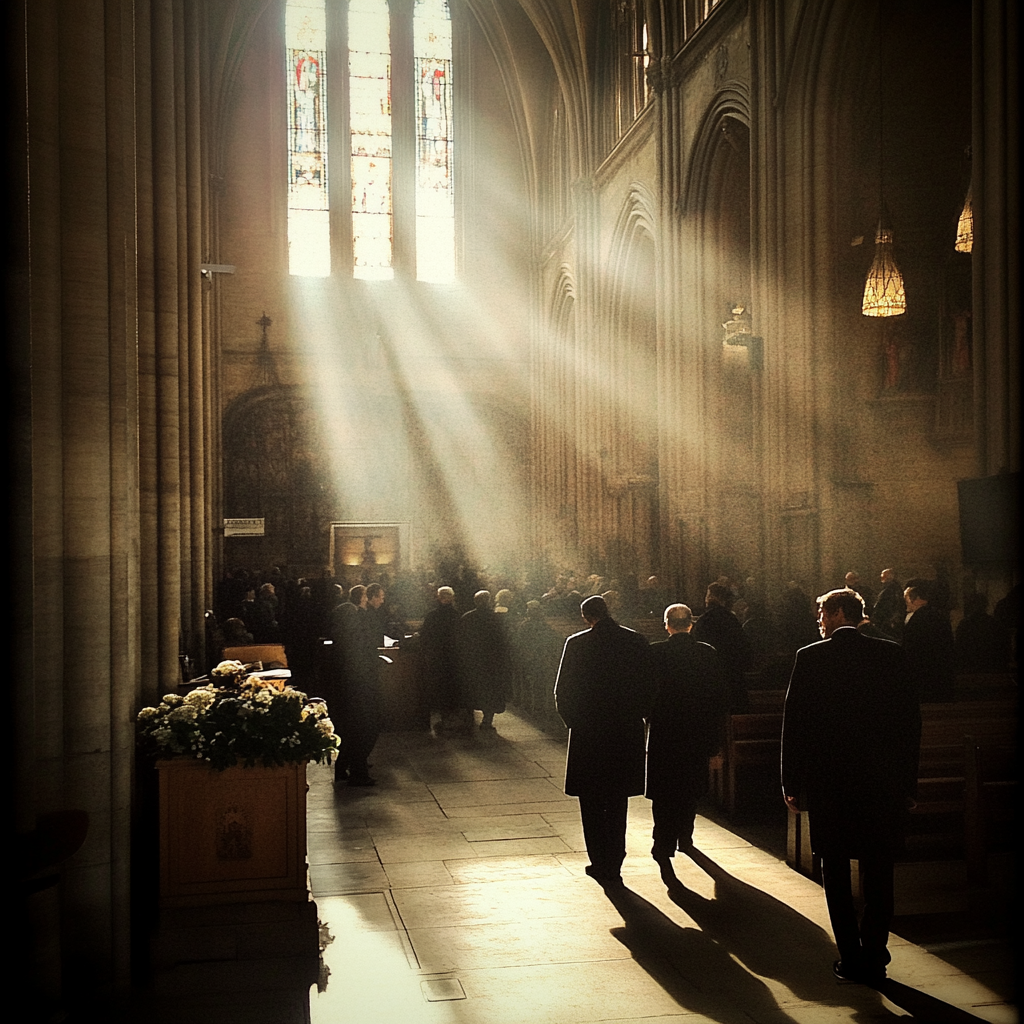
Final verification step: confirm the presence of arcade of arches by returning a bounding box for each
[8,0,1018,1001]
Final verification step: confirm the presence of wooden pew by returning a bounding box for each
[718,712,784,816]
[964,736,1016,883]
[787,699,1017,883]
[908,701,1017,866]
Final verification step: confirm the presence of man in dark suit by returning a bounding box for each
[554,595,654,887]
[692,581,752,711]
[782,588,920,986]
[870,567,904,637]
[645,604,726,868]
[901,580,955,701]
[331,584,384,786]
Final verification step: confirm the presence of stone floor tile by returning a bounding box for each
[428,776,569,809]
[309,859,388,895]
[444,854,575,885]
[383,860,456,888]
[307,834,380,864]
[457,815,556,841]
[374,832,479,864]
[441,799,577,818]
[466,835,571,857]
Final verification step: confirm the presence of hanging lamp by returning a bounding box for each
[955,182,973,252]
[862,3,906,318]
[862,220,907,316]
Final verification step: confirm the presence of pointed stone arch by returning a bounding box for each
[602,183,660,577]
[681,89,759,584]
[535,264,581,561]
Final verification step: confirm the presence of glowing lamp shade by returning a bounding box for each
[955,184,973,253]
[861,224,906,317]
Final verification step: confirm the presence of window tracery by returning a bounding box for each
[286,0,455,281]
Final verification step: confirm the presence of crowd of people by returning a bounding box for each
[204,556,1016,987]
[205,561,1017,789]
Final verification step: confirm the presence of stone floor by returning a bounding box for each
[307,712,1015,1024]
[128,709,1017,1023]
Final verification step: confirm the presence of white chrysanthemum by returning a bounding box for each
[183,688,216,709]
[212,660,245,674]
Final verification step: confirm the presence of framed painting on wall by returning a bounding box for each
[329,522,408,584]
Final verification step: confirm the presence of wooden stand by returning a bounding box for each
[157,759,308,907]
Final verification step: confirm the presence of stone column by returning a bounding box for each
[972,0,1020,476]
[147,0,185,695]
[751,2,821,598]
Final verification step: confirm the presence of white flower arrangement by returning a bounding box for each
[136,661,339,770]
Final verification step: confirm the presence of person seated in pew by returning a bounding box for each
[955,592,1012,673]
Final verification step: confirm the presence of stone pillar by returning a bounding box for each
[972,0,1020,476]
[148,0,185,696]
[649,53,707,600]
[571,175,607,569]
[11,0,217,1000]
[751,2,821,599]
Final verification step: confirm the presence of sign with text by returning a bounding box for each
[224,518,265,537]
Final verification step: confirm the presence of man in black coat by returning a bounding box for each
[901,580,955,702]
[646,604,726,866]
[458,590,511,730]
[692,582,752,711]
[870,568,904,637]
[331,585,384,786]
[554,595,654,887]
[782,588,920,986]
[419,586,465,731]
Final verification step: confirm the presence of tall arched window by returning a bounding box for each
[287,0,331,277]
[286,0,455,282]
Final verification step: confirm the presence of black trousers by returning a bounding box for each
[578,792,629,876]
[820,853,895,971]
[650,759,705,854]
[335,670,383,782]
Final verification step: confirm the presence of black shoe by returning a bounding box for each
[833,960,885,987]
[651,843,674,863]
[584,864,623,888]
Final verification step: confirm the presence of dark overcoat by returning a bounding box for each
[645,632,726,800]
[902,604,955,700]
[781,626,920,857]
[458,608,511,713]
[420,602,462,707]
[691,603,752,709]
[554,618,653,797]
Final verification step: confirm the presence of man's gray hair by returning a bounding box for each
[664,603,693,631]
[437,586,454,599]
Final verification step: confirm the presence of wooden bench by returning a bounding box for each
[907,701,1016,861]
[787,699,1017,883]
[709,712,783,815]
[964,737,1016,883]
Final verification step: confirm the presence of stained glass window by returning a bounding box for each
[287,0,330,277]
[286,0,455,281]
[349,0,393,280]
[414,0,454,283]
